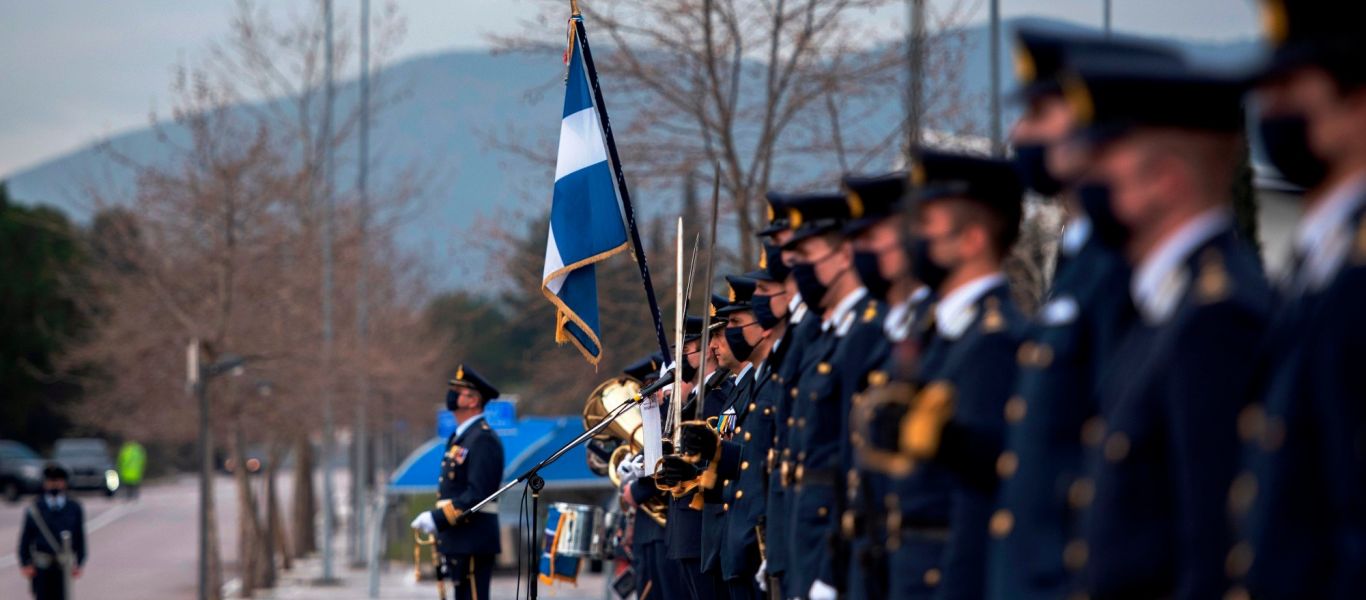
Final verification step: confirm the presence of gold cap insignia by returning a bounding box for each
[1062,73,1095,125]
[1013,43,1036,83]
[788,207,804,229]
[758,246,768,270]
[847,190,865,219]
[1260,0,1289,44]
[455,364,464,381]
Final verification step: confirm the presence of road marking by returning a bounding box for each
[0,503,139,570]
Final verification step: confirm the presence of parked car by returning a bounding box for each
[0,440,46,503]
[53,438,119,496]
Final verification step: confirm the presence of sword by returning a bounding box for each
[693,165,723,397]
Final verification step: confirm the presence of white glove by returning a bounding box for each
[808,579,837,600]
[616,453,645,487]
[754,559,768,591]
[410,511,436,534]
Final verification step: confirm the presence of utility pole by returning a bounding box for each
[906,0,927,155]
[989,0,1003,156]
[319,0,338,583]
[351,0,372,568]
[1104,0,1112,37]
[194,341,211,600]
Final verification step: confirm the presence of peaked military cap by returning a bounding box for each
[1011,25,1185,101]
[623,354,663,382]
[843,171,911,234]
[449,363,499,399]
[716,275,759,316]
[763,242,791,281]
[781,191,851,249]
[1063,55,1247,140]
[759,192,794,237]
[1256,0,1366,86]
[682,314,725,344]
[911,149,1024,217]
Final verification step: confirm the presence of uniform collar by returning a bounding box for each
[1132,207,1231,324]
[733,362,754,383]
[1292,172,1366,292]
[935,273,1005,339]
[1060,215,1092,257]
[885,286,930,341]
[455,412,486,439]
[821,287,868,332]
[789,294,808,324]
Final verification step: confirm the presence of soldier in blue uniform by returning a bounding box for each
[1057,58,1271,599]
[18,464,86,600]
[888,150,1028,599]
[1238,2,1366,597]
[986,28,1182,600]
[620,354,689,600]
[658,315,732,600]
[410,364,505,600]
[840,170,947,600]
[779,191,886,600]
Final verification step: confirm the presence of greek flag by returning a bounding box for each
[541,19,630,365]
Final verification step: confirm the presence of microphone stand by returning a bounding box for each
[460,384,664,600]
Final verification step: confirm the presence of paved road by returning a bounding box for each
[0,474,244,599]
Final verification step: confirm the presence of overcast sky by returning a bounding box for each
[0,0,1261,177]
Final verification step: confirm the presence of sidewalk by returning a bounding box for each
[238,556,613,600]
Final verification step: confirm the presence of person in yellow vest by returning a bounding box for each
[115,441,146,502]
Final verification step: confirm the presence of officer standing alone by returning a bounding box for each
[18,465,87,600]
[411,364,506,600]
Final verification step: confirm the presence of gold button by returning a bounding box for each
[1068,478,1095,508]
[1238,404,1266,442]
[1228,471,1257,516]
[741,461,750,470]
[787,417,795,426]
[764,407,772,415]
[745,431,752,442]
[1017,342,1036,365]
[989,509,1014,538]
[923,568,941,587]
[847,470,859,487]
[723,503,730,510]
[1104,432,1130,462]
[1004,396,1027,423]
[818,362,832,374]
[869,371,889,387]
[1262,417,1286,451]
[791,388,798,398]
[817,506,828,517]
[809,391,818,400]
[1063,540,1088,571]
[842,511,856,537]
[996,451,1019,478]
[736,426,743,434]
[795,465,805,482]
[1226,542,1253,578]
[736,490,745,499]
[798,418,807,428]
[1081,416,1106,447]
[797,451,806,461]
[749,402,757,411]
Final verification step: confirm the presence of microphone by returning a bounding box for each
[636,368,676,400]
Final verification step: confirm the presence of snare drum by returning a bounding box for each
[549,502,602,557]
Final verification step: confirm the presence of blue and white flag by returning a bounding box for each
[541,20,630,365]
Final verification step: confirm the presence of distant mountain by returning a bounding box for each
[2,17,1263,289]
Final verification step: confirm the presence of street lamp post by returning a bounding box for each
[194,347,248,600]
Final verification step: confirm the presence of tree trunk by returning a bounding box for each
[206,455,224,600]
[291,435,317,556]
[231,422,265,596]
[265,442,290,576]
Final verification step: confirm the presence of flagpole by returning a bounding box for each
[572,12,672,360]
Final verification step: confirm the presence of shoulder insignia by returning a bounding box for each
[981,296,1005,333]
[1354,216,1366,264]
[862,302,878,323]
[1196,248,1231,303]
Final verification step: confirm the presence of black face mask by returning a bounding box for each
[792,263,830,308]
[1013,143,1065,197]
[853,250,893,301]
[751,294,785,329]
[1076,183,1130,250]
[908,237,951,294]
[680,356,698,383]
[1259,114,1328,190]
[445,389,460,412]
[724,326,757,362]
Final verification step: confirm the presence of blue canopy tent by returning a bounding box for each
[388,415,610,494]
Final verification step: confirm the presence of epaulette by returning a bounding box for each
[1196,247,1231,303]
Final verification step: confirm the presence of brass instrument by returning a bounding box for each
[582,376,669,527]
